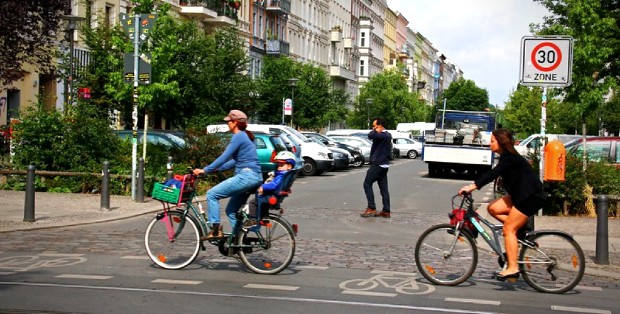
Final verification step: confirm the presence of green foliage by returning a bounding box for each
[532,0,619,132]
[440,78,490,111]
[601,87,620,135]
[348,69,428,129]
[503,85,560,138]
[545,154,620,215]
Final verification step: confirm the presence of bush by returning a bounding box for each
[545,154,620,216]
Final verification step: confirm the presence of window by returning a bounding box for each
[359,60,365,76]
[360,32,366,47]
[255,137,266,149]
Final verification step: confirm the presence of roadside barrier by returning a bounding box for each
[595,195,610,265]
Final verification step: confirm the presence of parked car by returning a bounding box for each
[392,137,423,159]
[515,133,582,156]
[208,131,289,178]
[301,132,364,167]
[567,137,620,169]
[114,130,186,149]
[276,131,304,171]
[308,137,351,170]
[329,135,372,163]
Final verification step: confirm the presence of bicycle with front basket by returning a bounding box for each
[144,169,297,274]
[414,193,585,293]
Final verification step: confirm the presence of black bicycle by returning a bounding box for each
[414,193,585,293]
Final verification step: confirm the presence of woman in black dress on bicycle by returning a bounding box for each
[459,128,546,281]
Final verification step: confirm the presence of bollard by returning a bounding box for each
[23,165,35,222]
[166,156,173,181]
[595,195,609,264]
[101,161,110,210]
[136,157,145,203]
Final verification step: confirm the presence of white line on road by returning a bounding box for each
[151,279,203,285]
[293,265,329,270]
[0,281,499,314]
[551,305,611,314]
[121,256,150,260]
[575,285,603,291]
[342,290,397,297]
[445,297,500,306]
[40,253,84,257]
[0,272,16,275]
[55,274,112,280]
[244,283,299,291]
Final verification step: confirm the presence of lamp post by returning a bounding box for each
[62,15,85,113]
[366,98,374,129]
[287,78,299,126]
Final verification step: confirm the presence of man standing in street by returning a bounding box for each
[361,118,392,218]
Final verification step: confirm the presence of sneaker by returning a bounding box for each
[376,211,391,218]
[360,208,377,218]
[242,219,258,228]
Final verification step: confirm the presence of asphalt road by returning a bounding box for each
[0,159,618,314]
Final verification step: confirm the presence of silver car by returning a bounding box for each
[392,137,423,159]
[329,135,372,163]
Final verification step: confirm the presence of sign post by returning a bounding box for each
[520,36,573,214]
[119,12,157,200]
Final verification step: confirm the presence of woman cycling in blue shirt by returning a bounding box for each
[193,110,262,240]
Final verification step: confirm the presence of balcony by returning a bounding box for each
[330,65,355,81]
[265,0,291,15]
[251,36,266,53]
[266,39,290,56]
[179,0,238,26]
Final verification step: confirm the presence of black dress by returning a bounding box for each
[474,152,546,216]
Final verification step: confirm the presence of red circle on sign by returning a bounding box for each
[531,42,562,72]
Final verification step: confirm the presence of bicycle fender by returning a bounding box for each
[527,230,574,239]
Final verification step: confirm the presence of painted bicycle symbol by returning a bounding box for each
[339,270,435,295]
[0,253,87,272]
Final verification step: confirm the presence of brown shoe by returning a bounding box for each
[360,208,377,218]
[201,225,224,241]
[376,211,391,218]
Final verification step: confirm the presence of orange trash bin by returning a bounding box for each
[544,140,566,181]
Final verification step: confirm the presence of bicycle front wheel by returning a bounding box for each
[519,232,585,293]
[237,215,295,275]
[144,210,201,270]
[415,224,478,286]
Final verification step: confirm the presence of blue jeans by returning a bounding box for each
[206,169,262,230]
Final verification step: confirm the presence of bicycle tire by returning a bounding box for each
[144,210,201,270]
[414,223,478,286]
[493,176,505,199]
[237,214,295,275]
[519,232,585,294]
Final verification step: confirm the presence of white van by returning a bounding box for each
[515,133,582,156]
[208,124,334,176]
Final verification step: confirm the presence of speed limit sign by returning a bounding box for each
[520,36,573,87]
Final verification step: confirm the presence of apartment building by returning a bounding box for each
[1,0,462,127]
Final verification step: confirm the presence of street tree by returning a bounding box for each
[532,0,619,134]
[503,85,561,138]
[255,56,296,124]
[349,69,426,129]
[0,0,70,87]
[440,78,490,112]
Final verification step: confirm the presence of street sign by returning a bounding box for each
[119,13,157,44]
[520,36,573,87]
[123,53,152,84]
[284,98,292,116]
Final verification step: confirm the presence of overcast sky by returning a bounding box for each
[386,0,550,107]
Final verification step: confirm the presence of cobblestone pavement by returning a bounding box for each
[1,205,618,290]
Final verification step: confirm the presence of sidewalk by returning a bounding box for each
[1,190,619,279]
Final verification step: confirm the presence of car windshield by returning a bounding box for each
[284,126,312,143]
[309,137,328,147]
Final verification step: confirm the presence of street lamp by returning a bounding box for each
[287,78,299,126]
[366,98,374,129]
[62,14,85,113]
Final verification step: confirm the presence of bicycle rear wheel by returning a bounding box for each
[415,224,478,286]
[519,232,585,293]
[237,215,295,275]
[144,210,200,270]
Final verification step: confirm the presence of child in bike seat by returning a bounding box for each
[245,151,296,227]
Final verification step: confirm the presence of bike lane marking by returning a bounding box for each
[56,274,113,280]
[550,305,611,314]
[244,283,299,291]
[445,297,500,306]
[151,279,203,285]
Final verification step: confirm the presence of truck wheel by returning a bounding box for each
[407,150,418,159]
[302,157,318,176]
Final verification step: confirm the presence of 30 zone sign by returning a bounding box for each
[520,36,573,87]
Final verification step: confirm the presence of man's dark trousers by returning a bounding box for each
[363,163,390,212]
